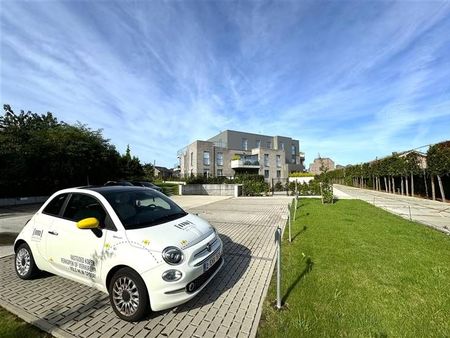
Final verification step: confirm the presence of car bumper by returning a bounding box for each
[143,254,224,312]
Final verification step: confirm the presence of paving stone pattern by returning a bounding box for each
[0,197,290,338]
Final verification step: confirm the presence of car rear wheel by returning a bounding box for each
[15,243,40,279]
[109,267,149,321]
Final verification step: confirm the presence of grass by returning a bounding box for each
[0,307,51,338]
[258,199,450,338]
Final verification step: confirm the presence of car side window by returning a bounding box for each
[63,194,107,225]
[42,194,68,216]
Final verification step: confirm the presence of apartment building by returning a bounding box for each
[177,130,305,182]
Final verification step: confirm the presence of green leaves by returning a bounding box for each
[0,105,146,197]
[427,141,450,176]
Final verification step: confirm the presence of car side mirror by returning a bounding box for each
[76,217,100,229]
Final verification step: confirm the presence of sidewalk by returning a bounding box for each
[334,184,450,234]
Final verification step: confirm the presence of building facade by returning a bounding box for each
[309,157,335,175]
[177,130,305,182]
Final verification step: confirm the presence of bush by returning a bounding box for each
[274,181,284,191]
[288,180,321,196]
[289,172,315,177]
[235,174,269,196]
[157,183,179,196]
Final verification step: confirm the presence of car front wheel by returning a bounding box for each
[15,243,40,279]
[109,267,149,321]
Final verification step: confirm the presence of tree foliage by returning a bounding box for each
[427,141,450,176]
[0,105,146,197]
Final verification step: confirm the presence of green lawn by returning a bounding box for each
[0,307,50,338]
[258,199,450,338]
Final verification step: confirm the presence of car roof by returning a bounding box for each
[80,186,150,194]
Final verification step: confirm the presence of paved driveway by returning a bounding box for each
[334,184,450,234]
[0,197,289,338]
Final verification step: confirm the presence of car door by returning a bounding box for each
[45,192,108,286]
[31,193,69,265]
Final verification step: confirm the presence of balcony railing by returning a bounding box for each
[231,158,260,169]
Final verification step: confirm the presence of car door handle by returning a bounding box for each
[48,231,58,236]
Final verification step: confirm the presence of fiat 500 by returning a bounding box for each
[14,186,223,321]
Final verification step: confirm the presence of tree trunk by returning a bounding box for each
[405,175,409,196]
[424,172,429,198]
[437,175,446,203]
[392,176,396,194]
[387,176,391,193]
[431,175,436,200]
[401,177,404,195]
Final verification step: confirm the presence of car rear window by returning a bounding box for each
[42,194,68,216]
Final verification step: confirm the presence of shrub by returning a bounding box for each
[289,172,315,177]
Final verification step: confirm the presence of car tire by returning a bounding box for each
[109,267,150,322]
[15,243,40,279]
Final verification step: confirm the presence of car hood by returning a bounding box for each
[125,213,214,252]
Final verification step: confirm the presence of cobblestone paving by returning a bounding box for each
[334,184,450,234]
[0,197,290,338]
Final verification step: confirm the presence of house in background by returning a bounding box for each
[309,157,335,175]
[177,130,305,182]
[154,166,173,180]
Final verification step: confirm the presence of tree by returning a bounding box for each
[0,105,145,197]
[404,152,421,196]
[427,141,450,202]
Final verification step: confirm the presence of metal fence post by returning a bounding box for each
[294,195,298,222]
[408,205,412,221]
[288,203,291,242]
[275,227,282,309]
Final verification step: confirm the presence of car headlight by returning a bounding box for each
[162,246,184,265]
[162,269,182,282]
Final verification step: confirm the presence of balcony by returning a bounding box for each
[231,156,260,169]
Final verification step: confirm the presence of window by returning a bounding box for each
[217,169,223,176]
[266,141,271,149]
[242,138,248,150]
[43,194,68,216]
[63,194,107,224]
[190,152,193,167]
[276,155,281,167]
[203,151,210,165]
[103,190,186,230]
[256,140,261,148]
[277,170,281,178]
[281,142,285,150]
[264,154,269,167]
[217,152,223,166]
[291,145,296,164]
[264,170,269,179]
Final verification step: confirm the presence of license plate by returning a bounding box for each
[203,251,221,272]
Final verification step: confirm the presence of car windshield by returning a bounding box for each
[103,189,187,230]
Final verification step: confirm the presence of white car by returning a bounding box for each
[14,186,223,321]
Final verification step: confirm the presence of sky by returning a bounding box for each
[1,1,450,168]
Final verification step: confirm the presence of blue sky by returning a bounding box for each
[1,1,450,168]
